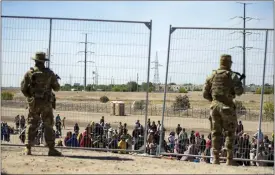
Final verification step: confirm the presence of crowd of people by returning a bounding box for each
[56,117,274,166]
[1,115,26,142]
[1,114,273,167]
[59,116,147,153]
[170,121,274,167]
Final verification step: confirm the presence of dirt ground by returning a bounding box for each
[1,146,273,174]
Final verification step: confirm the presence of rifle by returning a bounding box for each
[56,74,61,80]
[232,71,246,81]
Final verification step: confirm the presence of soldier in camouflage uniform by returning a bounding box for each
[21,51,61,156]
[202,54,244,165]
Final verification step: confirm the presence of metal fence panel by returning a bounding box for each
[1,16,152,154]
[158,26,274,164]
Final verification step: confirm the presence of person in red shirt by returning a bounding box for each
[80,126,92,147]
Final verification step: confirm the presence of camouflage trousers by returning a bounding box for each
[210,102,237,160]
[25,100,55,148]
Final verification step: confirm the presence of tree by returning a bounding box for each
[169,82,176,85]
[127,81,138,92]
[86,84,94,91]
[141,82,155,92]
[61,84,72,91]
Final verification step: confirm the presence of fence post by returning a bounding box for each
[143,20,152,154]
[256,30,268,160]
[159,25,173,155]
[47,18,52,68]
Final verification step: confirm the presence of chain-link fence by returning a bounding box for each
[158,26,274,165]
[1,16,274,165]
[1,15,152,154]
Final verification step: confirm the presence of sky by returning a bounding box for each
[1,1,274,87]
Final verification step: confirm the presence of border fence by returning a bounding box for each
[1,16,274,165]
[1,15,152,153]
[159,26,274,164]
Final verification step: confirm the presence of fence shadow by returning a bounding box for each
[64,155,134,161]
[30,154,134,161]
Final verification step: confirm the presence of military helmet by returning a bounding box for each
[220,54,232,69]
[31,51,49,62]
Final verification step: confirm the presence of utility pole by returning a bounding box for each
[84,33,87,91]
[243,3,246,93]
[77,33,95,91]
[229,2,261,93]
[137,73,139,92]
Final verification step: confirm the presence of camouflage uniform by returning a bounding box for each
[202,54,244,165]
[21,52,61,156]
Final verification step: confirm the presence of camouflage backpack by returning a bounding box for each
[30,68,52,99]
[210,70,234,98]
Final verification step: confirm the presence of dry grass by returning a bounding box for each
[11,90,273,109]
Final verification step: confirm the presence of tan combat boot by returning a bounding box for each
[226,151,238,166]
[212,156,220,164]
[212,152,220,165]
[226,159,238,166]
[48,147,62,156]
[24,145,32,155]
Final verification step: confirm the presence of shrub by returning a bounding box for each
[193,88,202,91]
[255,87,274,94]
[99,96,109,103]
[172,95,190,110]
[1,91,14,100]
[264,102,274,121]
[179,87,188,93]
[132,100,145,110]
[112,86,121,92]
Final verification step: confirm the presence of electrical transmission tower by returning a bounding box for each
[92,66,99,87]
[77,33,95,91]
[151,51,162,88]
[69,74,72,86]
[229,2,262,93]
